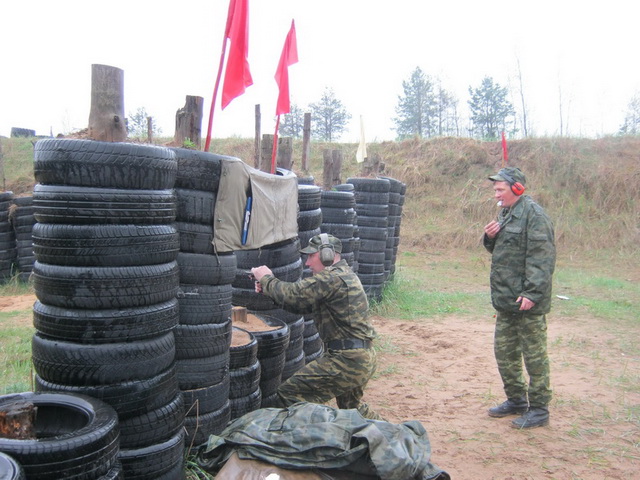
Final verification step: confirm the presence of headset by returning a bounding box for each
[318,233,336,266]
[498,168,526,196]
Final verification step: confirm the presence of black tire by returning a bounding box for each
[320,207,356,224]
[354,190,390,205]
[358,225,388,241]
[297,185,321,211]
[118,393,185,449]
[175,188,216,225]
[177,251,236,286]
[297,208,322,231]
[0,392,119,480]
[356,214,388,228]
[32,261,179,309]
[320,190,356,208]
[357,250,386,264]
[229,360,261,399]
[281,350,305,382]
[182,374,230,415]
[320,223,355,238]
[32,331,176,385]
[174,222,213,255]
[259,352,286,382]
[174,351,230,390]
[118,430,185,480]
[229,327,258,369]
[33,185,176,225]
[176,283,232,325]
[34,138,177,190]
[32,224,179,267]
[346,177,391,193]
[170,148,226,191]
[229,388,261,420]
[183,400,230,447]
[174,320,231,359]
[355,202,389,217]
[358,237,387,253]
[35,366,180,420]
[234,237,300,269]
[33,299,179,344]
[0,452,26,480]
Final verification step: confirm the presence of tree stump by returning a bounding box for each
[254,104,261,168]
[88,64,126,142]
[174,95,203,148]
[0,400,37,440]
[323,149,343,190]
[301,113,311,172]
[260,134,274,173]
[277,137,293,171]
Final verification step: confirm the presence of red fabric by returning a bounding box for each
[501,131,508,164]
[274,20,298,115]
[221,0,253,110]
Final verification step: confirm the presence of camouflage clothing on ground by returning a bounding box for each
[484,194,556,407]
[259,259,381,419]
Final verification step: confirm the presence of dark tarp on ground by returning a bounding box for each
[197,402,450,480]
[213,157,298,253]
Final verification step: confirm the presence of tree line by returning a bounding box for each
[279,67,640,141]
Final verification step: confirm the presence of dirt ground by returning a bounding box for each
[3,293,637,480]
[368,313,639,480]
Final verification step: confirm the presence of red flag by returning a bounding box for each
[274,20,298,115]
[221,0,253,110]
[501,131,508,165]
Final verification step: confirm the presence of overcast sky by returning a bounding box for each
[1,0,637,142]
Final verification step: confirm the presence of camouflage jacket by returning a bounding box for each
[260,259,376,342]
[197,402,449,480]
[483,195,556,314]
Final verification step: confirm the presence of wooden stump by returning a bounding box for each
[88,64,126,142]
[0,400,37,440]
[174,95,203,148]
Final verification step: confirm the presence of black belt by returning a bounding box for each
[326,338,372,350]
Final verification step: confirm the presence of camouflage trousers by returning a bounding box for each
[276,346,384,420]
[494,311,552,407]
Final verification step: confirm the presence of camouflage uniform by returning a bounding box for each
[259,259,382,420]
[483,194,556,408]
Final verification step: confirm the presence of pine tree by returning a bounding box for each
[467,77,515,140]
[309,87,351,142]
[126,107,162,138]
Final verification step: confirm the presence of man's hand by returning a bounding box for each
[517,296,535,311]
[484,220,501,239]
[250,266,272,293]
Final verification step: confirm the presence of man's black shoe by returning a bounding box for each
[511,407,549,429]
[488,398,528,418]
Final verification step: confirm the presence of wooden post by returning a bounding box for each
[0,139,4,191]
[331,149,343,186]
[260,134,274,173]
[301,112,311,172]
[174,95,203,148]
[147,117,153,143]
[88,64,127,142]
[277,137,293,171]
[254,104,261,168]
[232,306,247,323]
[322,149,333,190]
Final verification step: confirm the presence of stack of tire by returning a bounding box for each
[0,191,16,281]
[0,392,121,479]
[30,138,185,480]
[379,176,407,282]
[228,326,261,420]
[319,185,359,270]
[297,184,322,251]
[11,195,36,282]
[170,148,236,447]
[346,177,391,303]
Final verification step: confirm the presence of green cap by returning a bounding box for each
[300,233,343,254]
[489,167,526,185]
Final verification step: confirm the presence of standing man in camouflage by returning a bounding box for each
[483,167,556,429]
[251,233,382,420]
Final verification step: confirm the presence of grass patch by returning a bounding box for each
[0,315,34,394]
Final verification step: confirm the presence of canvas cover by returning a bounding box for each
[213,157,299,253]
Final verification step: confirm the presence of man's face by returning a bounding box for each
[493,181,519,208]
[305,251,326,274]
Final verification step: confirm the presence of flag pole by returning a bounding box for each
[271,115,280,174]
[204,36,229,152]
[501,131,508,167]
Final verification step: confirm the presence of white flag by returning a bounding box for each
[356,115,367,163]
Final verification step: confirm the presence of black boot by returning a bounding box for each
[511,407,549,429]
[488,397,528,418]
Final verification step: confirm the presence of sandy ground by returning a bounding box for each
[3,294,638,479]
[368,313,639,480]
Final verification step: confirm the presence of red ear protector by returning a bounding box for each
[498,169,525,196]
